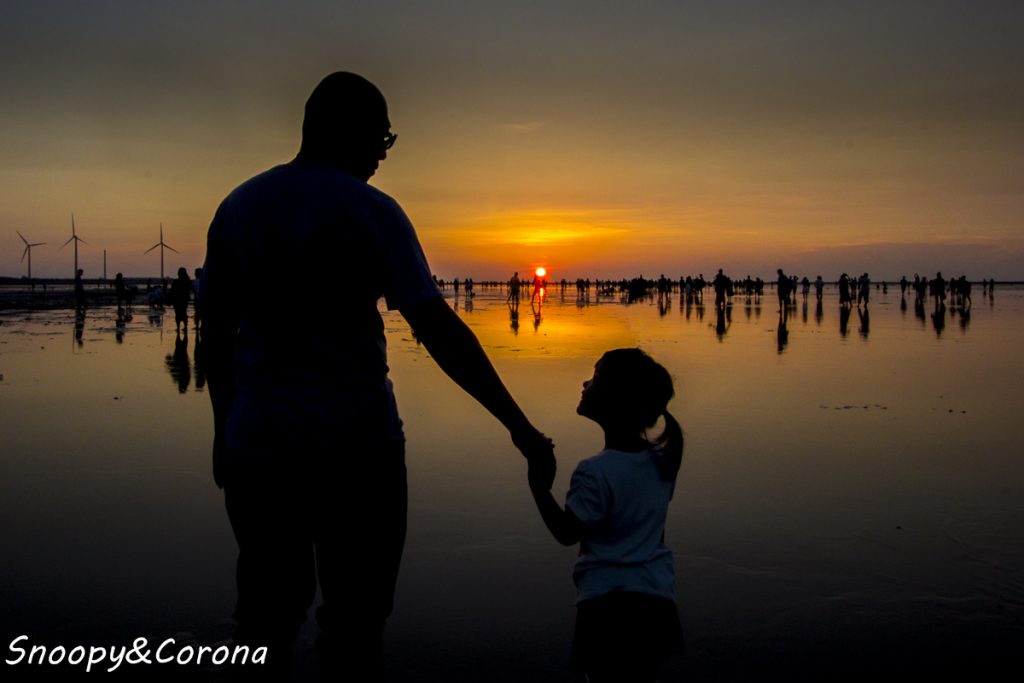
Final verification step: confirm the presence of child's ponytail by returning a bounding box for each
[592,347,683,481]
[653,409,683,481]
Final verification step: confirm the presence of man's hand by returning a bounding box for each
[515,426,556,491]
[512,424,554,461]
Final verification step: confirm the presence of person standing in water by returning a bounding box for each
[776,269,790,313]
[712,269,731,309]
[200,72,554,674]
[170,267,192,333]
[529,348,684,682]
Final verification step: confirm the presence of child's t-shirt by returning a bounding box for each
[565,448,676,604]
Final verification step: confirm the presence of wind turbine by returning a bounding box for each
[18,231,46,284]
[144,223,178,281]
[60,213,88,278]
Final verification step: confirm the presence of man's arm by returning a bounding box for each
[401,295,553,462]
[197,226,238,489]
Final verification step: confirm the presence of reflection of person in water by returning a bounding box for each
[165,333,192,393]
[74,306,86,346]
[932,302,946,336]
[858,306,870,338]
[839,302,852,337]
[777,310,789,353]
[199,72,553,675]
[528,348,684,683]
[715,305,731,340]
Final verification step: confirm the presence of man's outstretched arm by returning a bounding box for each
[401,295,554,463]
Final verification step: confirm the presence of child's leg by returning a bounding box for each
[585,666,661,683]
[575,592,679,683]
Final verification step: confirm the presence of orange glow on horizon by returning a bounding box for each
[535,267,547,278]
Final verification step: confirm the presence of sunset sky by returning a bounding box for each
[2,0,1022,280]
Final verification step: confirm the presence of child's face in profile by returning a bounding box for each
[576,359,608,421]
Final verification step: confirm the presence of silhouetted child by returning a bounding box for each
[529,348,684,683]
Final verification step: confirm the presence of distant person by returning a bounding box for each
[528,348,684,682]
[900,275,908,297]
[857,273,870,306]
[913,273,927,301]
[776,269,790,312]
[956,276,972,307]
[170,267,192,333]
[147,279,164,308]
[199,72,553,674]
[838,273,852,307]
[74,268,85,309]
[712,269,731,309]
[114,273,127,311]
[931,272,947,308]
[657,273,669,301]
[814,275,824,300]
[508,271,521,303]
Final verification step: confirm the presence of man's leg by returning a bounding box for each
[313,439,408,675]
[224,460,317,661]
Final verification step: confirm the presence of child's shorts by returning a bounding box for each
[571,591,684,674]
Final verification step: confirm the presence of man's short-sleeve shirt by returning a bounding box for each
[200,161,440,444]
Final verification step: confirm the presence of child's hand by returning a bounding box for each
[528,450,557,492]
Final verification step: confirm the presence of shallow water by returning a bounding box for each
[1,285,1022,681]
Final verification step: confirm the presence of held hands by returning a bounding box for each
[512,425,556,492]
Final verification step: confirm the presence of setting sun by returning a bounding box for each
[535,267,546,278]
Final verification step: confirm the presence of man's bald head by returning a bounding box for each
[298,72,392,179]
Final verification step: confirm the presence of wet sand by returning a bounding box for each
[1,285,1022,681]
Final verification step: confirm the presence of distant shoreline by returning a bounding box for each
[2,276,1021,312]
[3,276,1022,287]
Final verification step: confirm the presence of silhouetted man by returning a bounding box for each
[776,268,790,312]
[200,72,553,675]
[712,269,730,309]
